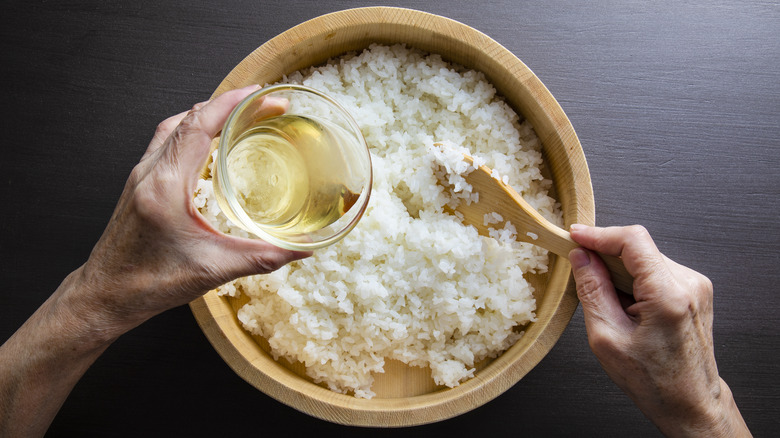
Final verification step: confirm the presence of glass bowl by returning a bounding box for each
[213,84,372,251]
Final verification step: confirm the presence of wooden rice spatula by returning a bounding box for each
[447,153,633,295]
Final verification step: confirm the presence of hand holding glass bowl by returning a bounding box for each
[213,85,373,250]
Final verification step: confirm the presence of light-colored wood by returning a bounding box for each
[189,6,594,427]
[451,154,633,294]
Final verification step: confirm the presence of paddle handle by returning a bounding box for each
[535,223,634,295]
[456,153,634,294]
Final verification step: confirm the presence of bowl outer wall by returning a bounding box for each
[189,6,594,427]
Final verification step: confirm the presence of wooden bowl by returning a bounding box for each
[190,6,593,427]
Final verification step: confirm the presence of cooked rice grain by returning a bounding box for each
[195,44,562,398]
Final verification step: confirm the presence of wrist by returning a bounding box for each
[71,261,159,341]
[0,268,121,437]
[52,266,131,349]
[652,379,751,438]
[706,379,751,437]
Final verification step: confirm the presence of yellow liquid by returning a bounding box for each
[224,114,362,234]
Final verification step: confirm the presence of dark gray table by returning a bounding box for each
[2,1,778,436]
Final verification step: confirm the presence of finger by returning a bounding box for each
[230,238,312,278]
[186,84,262,137]
[247,95,289,123]
[190,209,311,281]
[570,224,675,301]
[168,84,262,175]
[569,248,634,336]
[143,110,190,159]
[201,234,312,285]
[570,224,659,272]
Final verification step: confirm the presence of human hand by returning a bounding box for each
[568,224,750,437]
[76,85,310,335]
[0,86,311,436]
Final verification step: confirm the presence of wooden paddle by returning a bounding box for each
[446,152,634,295]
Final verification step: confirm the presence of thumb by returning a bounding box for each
[205,234,312,285]
[167,84,262,179]
[569,248,632,334]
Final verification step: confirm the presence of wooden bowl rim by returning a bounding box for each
[190,6,593,427]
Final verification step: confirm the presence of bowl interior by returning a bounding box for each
[191,6,593,427]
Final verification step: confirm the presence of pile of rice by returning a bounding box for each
[194,44,561,398]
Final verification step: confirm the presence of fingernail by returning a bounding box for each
[239,84,261,91]
[569,247,591,269]
[570,223,587,233]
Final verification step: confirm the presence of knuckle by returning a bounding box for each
[190,101,207,113]
[658,274,710,322]
[663,291,695,320]
[154,112,188,140]
[688,270,714,313]
[692,271,714,296]
[575,270,611,303]
[668,269,713,319]
[155,119,175,137]
[625,224,651,241]
[587,330,619,357]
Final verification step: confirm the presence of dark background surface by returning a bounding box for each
[1,1,778,436]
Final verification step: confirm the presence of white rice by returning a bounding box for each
[194,44,562,398]
[483,212,504,227]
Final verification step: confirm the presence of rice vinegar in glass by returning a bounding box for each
[223,114,361,234]
[214,84,372,250]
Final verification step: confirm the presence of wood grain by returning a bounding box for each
[450,153,633,293]
[3,0,778,436]
[189,6,592,426]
